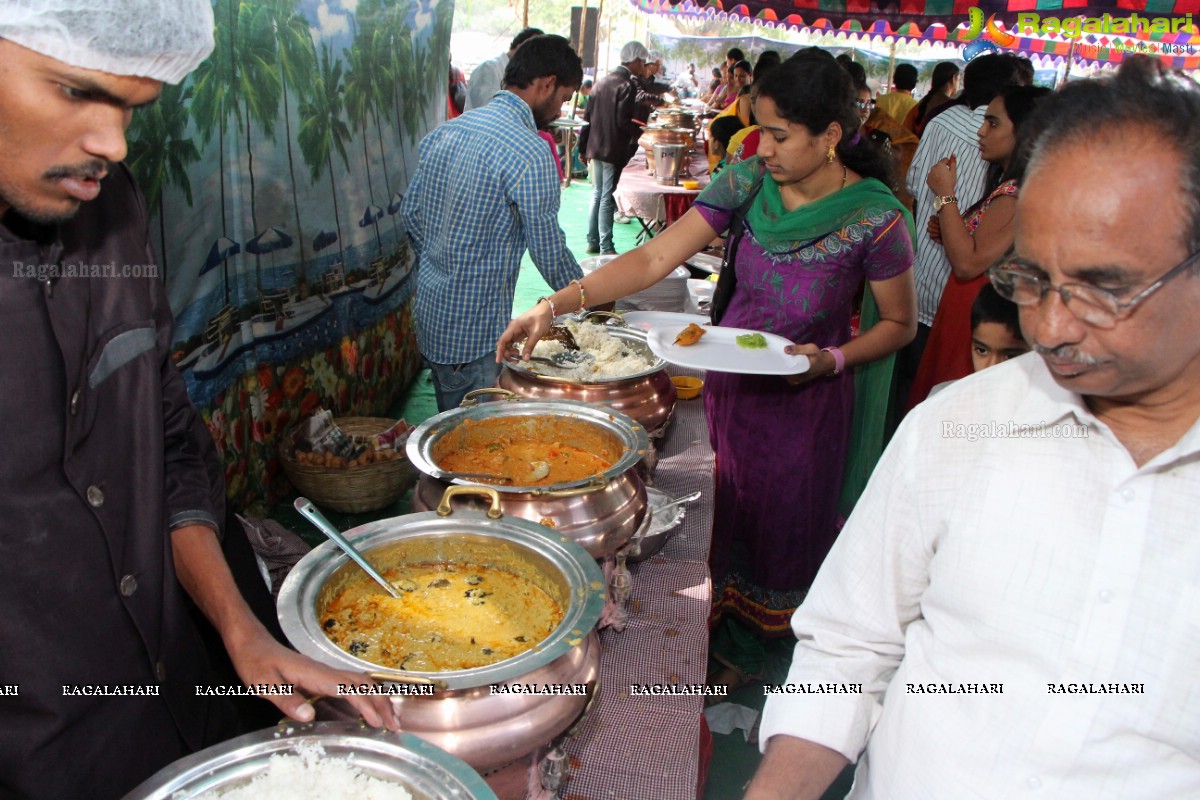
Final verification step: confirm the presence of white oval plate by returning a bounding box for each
[684,253,723,274]
[646,324,811,376]
[619,310,710,332]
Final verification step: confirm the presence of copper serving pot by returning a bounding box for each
[639,126,695,173]
[407,398,650,558]
[277,488,606,774]
[497,320,678,437]
[654,109,697,130]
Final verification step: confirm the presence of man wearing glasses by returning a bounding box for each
[744,59,1200,800]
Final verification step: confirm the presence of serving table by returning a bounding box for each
[558,365,713,799]
[615,153,710,242]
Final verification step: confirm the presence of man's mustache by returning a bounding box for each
[44,161,111,182]
[1034,344,1101,366]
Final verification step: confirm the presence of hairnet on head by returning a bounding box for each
[619,41,649,64]
[647,50,662,63]
[0,0,215,84]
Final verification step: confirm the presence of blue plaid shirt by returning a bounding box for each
[401,91,582,364]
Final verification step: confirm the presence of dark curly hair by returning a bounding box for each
[752,56,894,188]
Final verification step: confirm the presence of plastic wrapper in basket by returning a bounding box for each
[280,416,417,513]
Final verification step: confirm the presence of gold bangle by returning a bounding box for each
[537,296,557,319]
[571,278,587,310]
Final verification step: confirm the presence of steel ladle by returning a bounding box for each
[294,497,401,599]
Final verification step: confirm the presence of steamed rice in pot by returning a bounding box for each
[529,322,655,381]
[190,742,414,800]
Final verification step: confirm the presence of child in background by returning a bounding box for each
[708,115,747,175]
[928,283,1029,397]
[969,283,1030,371]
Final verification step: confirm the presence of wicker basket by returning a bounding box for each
[280,416,418,513]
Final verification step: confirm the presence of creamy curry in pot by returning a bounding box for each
[321,562,563,671]
[438,440,612,485]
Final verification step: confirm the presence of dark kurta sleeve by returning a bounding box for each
[123,168,224,535]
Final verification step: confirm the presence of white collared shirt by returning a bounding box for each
[760,353,1200,798]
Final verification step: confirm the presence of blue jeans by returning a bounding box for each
[587,159,624,252]
[427,352,503,412]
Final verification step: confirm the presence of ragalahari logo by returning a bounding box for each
[960,6,1197,59]
[961,7,1017,61]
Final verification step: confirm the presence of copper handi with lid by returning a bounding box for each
[406,396,650,558]
[497,313,678,438]
[276,486,606,774]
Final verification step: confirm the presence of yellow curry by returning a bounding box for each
[321,562,563,671]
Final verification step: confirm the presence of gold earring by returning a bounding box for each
[826,145,836,164]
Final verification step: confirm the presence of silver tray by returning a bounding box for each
[121,721,497,800]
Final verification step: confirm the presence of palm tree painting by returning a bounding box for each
[126,81,201,283]
[343,33,385,258]
[152,0,452,510]
[266,0,317,295]
[298,43,354,281]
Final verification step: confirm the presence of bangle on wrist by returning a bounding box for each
[537,295,557,320]
[821,346,845,376]
[571,278,587,310]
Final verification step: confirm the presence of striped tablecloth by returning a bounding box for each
[561,368,714,800]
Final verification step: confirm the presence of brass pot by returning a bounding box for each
[276,488,606,774]
[406,399,651,558]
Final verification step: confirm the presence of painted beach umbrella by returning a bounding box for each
[245,226,295,254]
[358,204,384,228]
[313,229,339,252]
[387,192,404,214]
[202,236,240,273]
[245,226,295,277]
[203,235,240,305]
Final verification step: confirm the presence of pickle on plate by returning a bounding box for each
[674,323,707,346]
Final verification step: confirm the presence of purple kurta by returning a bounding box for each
[695,198,912,630]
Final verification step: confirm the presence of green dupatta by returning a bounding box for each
[699,157,917,518]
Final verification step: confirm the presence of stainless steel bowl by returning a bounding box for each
[624,486,687,562]
[121,722,496,799]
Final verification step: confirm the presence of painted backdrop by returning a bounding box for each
[127,0,453,508]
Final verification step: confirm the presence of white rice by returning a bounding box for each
[191,742,414,800]
[529,321,657,381]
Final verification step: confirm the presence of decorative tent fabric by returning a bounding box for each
[633,0,1200,69]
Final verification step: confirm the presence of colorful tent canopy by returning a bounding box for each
[633,0,1200,69]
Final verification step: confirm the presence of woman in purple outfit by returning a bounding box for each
[497,53,917,689]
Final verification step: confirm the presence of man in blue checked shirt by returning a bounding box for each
[401,34,585,411]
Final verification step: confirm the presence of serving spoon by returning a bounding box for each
[294,497,402,599]
[653,490,702,515]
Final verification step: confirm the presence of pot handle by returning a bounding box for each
[460,387,519,406]
[533,476,607,498]
[437,485,504,519]
[576,309,628,327]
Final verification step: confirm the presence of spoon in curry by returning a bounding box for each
[294,497,402,599]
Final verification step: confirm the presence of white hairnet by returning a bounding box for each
[619,41,649,64]
[0,0,215,84]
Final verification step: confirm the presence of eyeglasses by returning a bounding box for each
[988,249,1200,329]
[854,100,872,110]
